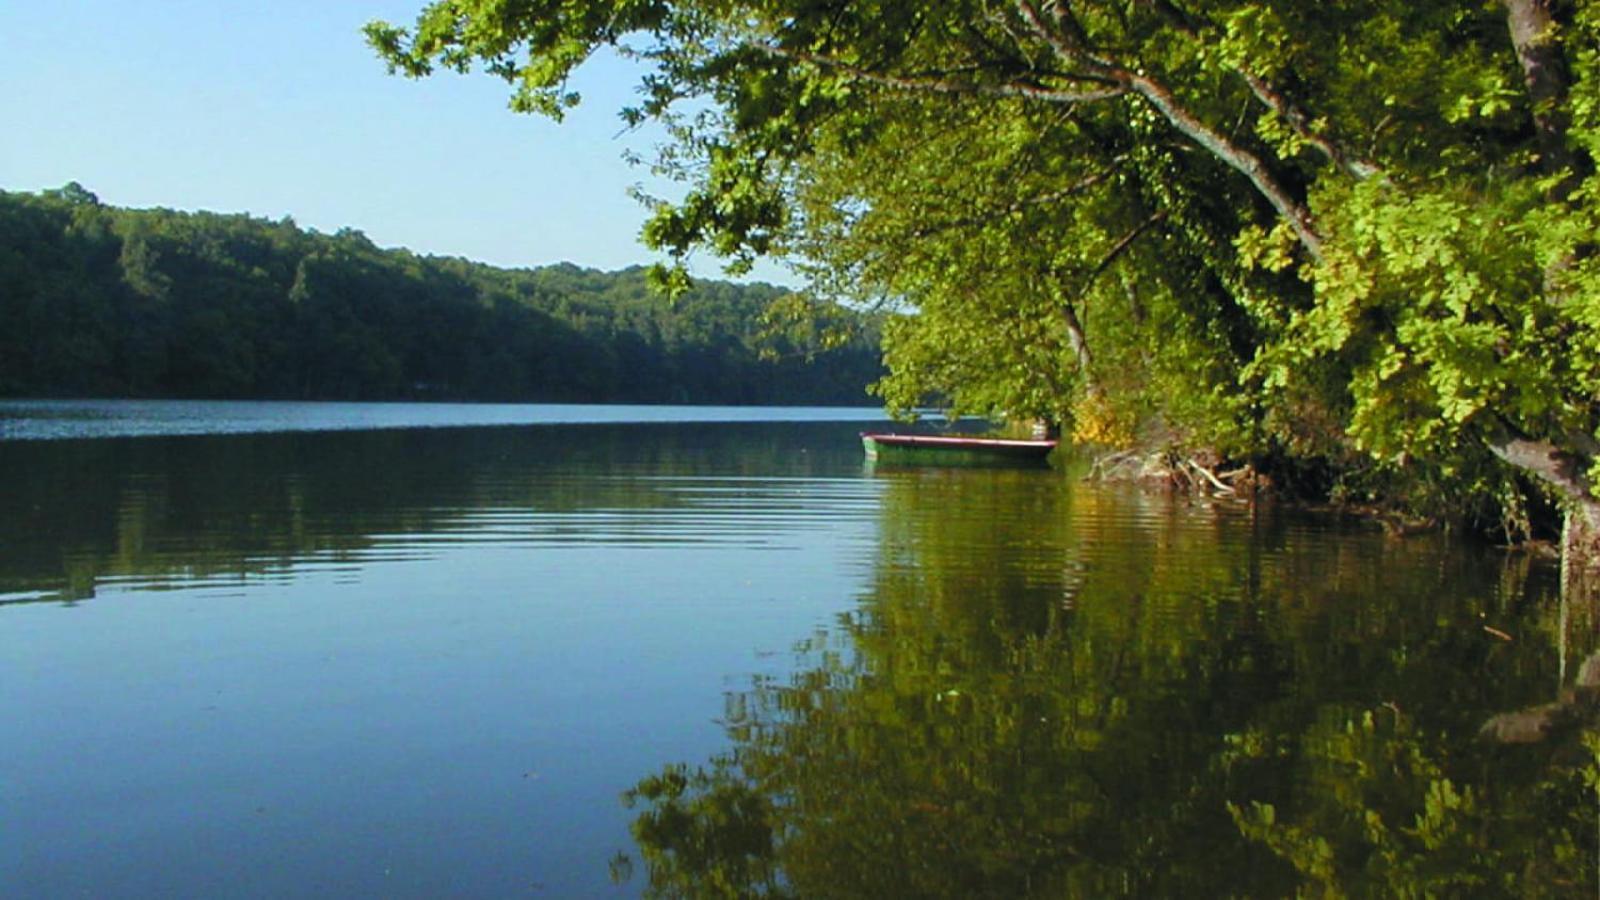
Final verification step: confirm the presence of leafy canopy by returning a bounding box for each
[370,0,1600,532]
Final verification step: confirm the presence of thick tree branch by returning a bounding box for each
[1501,1,1591,295]
[1119,72,1324,261]
[1013,0,1324,261]
[1144,0,1382,181]
[1062,299,1094,374]
[1482,419,1597,511]
[1485,426,1600,569]
[1012,0,1109,70]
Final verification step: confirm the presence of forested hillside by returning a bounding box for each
[0,184,880,403]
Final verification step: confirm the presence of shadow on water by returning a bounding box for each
[613,468,1600,898]
[0,421,876,605]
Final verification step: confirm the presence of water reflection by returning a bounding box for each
[617,469,1598,897]
[6,422,1594,896]
[0,422,878,604]
[2,420,890,898]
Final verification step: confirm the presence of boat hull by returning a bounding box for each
[861,433,1056,467]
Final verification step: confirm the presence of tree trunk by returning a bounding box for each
[1061,301,1093,375]
[1484,426,1600,595]
[1503,0,1579,179]
[1561,500,1600,601]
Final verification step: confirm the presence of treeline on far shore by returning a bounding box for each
[0,183,882,404]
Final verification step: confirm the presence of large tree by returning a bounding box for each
[369,1,1600,567]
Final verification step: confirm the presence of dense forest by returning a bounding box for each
[0,184,881,404]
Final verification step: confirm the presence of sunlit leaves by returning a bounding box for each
[371,0,1600,530]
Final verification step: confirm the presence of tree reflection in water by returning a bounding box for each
[617,470,1599,897]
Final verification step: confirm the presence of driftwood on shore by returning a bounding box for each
[1085,449,1446,538]
[1086,449,1266,496]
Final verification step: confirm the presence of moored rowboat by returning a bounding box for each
[861,432,1057,467]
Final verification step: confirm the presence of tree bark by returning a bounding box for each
[1562,506,1600,602]
[1237,72,1382,180]
[1496,3,1597,583]
[1486,431,1594,501]
[1485,426,1600,577]
[1504,0,1579,179]
[1061,301,1093,374]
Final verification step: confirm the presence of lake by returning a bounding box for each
[2,402,1594,897]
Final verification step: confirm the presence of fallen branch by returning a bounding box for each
[1187,458,1236,494]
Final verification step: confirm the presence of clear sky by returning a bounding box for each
[0,1,794,284]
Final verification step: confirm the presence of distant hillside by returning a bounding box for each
[0,183,882,404]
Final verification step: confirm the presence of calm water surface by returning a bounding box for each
[0,398,885,441]
[2,402,1594,896]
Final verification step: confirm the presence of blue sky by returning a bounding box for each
[0,1,793,284]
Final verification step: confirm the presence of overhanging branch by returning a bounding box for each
[1120,71,1324,261]
[1060,209,1168,381]
[1142,0,1383,181]
[1012,0,1325,262]
[1482,417,1598,509]
[1239,73,1383,180]
[1082,210,1167,291]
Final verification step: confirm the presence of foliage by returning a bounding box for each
[368,0,1600,543]
[0,186,881,404]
